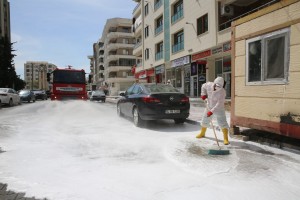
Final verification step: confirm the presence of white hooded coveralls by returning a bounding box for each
[201,77,229,129]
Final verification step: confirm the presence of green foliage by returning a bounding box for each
[0,36,25,90]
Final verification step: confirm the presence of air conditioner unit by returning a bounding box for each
[221,5,234,16]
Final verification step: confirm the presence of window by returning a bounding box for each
[155,16,163,35]
[145,4,149,17]
[145,26,149,38]
[197,14,208,35]
[172,30,184,53]
[171,0,183,24]
[246,28,290,85]
[145,48,150,60]
[155,42,163,61]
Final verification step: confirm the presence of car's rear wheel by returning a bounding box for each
[174,118,186,124]
[117,103,123,117]
[133,107,144,127]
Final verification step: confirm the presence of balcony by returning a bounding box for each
[171,9,183,24]
[106,42,134,51]
[155,25,163,35]
[107,66,132,73]
[154,0,162,10]
[106,32,133,40]
[155,51,163,61]
[133,42,142,56]
[172,41,184,53]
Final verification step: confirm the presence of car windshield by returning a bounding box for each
[93,90,105,95]
[143,84,179,93]
[19,90,30,95]
[53,70,86,84]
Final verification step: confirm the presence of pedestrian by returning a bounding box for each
[196,76,230,145]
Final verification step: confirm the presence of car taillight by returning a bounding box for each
[142,96,160,103]
[180,96,189,103]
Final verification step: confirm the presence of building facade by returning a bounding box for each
[24,61,57,90]
[231,0,300,139]
[91,18,136,96]
[132,0,280,98]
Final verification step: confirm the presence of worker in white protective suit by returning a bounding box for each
[196,76,230,145]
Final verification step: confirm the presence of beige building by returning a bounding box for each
[231,0,300,139]
[93,18,136,95]
[132,0,281,98]
[24,61,57,90]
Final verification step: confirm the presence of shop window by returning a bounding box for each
[215,59,222,77]
[175,68,182,88]
[246,28,290,85]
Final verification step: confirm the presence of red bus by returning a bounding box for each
[48,67,87,100]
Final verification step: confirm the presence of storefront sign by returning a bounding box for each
[223,42,231,52]
[147,68,154,76]
[171,56,190,68]
[212,46,222,55]
[192,50,211,61]
[155,65,165,74]
[138,71,146,79]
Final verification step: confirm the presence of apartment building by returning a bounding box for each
[93,18,136,96]
[24,61,57,90]
[0,0,10,41]
[132,0,280,98]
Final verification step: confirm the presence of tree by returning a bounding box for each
[0,36,25,90]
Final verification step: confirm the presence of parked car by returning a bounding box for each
[90,90,106,102]
[32,90,48,100]
[0,88,21,107]
[117,83,190,127]
[18,90,36,103]
[46,90,52,98]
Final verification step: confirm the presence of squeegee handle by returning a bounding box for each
[205,100,221,149]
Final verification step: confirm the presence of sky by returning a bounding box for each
[9,0,137,79]
[1,101,300,200]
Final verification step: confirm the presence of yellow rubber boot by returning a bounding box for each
[196,127,207,139]
[222,128,230,145]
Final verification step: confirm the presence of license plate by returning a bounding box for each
[165,110,180,114]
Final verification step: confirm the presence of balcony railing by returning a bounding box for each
[154,0,162,10]
[155,51,163,61]
[218,0,280,31]
[172,41,184,53]
[155,25,163,35]
[171,9,183,24]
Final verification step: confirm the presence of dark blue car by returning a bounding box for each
[117,83,190,127]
